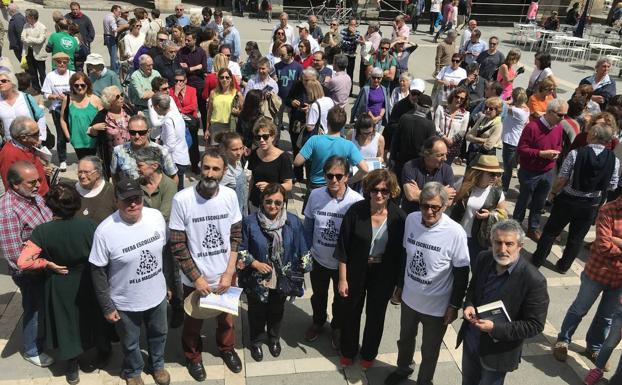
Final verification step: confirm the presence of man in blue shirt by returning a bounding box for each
[222,16,241,62]
[166,4,189,29]
[294,105,368,189]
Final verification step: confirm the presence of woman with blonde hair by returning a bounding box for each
[496,49,524,101]
[171,25,185,48]
[304,78,335,136]
[132,29,159,70]
[450,155,507,266]
[202,53,240,101]
[528,77,556,119]
[501,87,530,191]
[466,97,503,164]
[205,68,243,143]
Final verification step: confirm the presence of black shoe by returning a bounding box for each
[186,361,207,382]
[66,358,80,385]
[222,350,242,373]
[384,370,413,385]
[555,262,569,274]
[250,345,263,362]
[170,305,184,329]
[268,341,281,357]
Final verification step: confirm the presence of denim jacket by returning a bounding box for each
[237,212,312,302]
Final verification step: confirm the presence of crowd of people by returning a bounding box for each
[0,2,621,385]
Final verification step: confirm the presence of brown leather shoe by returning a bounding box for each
[126,376,145,385]
[305,324,322,342]
[153,368,170,385]
[527,230,542,242]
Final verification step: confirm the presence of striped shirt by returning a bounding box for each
[340,28,361,56]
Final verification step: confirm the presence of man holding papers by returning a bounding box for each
[457,219,549,385]
[169,148,243,381]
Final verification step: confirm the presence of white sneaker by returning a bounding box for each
[59,162,67,172]
[22,352,55,367]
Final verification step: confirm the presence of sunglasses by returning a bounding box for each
[452,59,461,63]
[410,90,420,96]
[224,54,231,58]
[129,130,148,137]
[73,83,87,90]
[330,23,338,26]
[114,94,122,100]
[325,173,345,181]
[371,76,382,80]
[0,79,10,84]
[370,188,389,195]
[556,113,567,119]
[159,86,169,91]
[264,199,283,207]
[122,196,143,204]
[380,46,390,51]
[276,32,285,35]
[484,106,496,111]
[55,60,69,64]
[254,134,271,141]
[421,203,443,213]
[219,75,231,80]
[175,79,185,83]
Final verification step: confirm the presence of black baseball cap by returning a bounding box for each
[115,177,143,200]
[417,94,433,108]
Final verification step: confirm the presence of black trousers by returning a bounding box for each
[340,263,393,360]
[75,147,97,160]
[310,259,342,329]
[51,109,67,164]
[531,193,600,271]
[346,55,356,96]
[247,290,286,345]
[26,48,46,92]
[429,12,439,34]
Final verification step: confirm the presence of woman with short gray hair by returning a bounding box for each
[151,92,190,190]
[579,57,617,110]
[75,156,117,225]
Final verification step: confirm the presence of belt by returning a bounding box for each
[367,255,383,264]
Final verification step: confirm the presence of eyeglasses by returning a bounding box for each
[175,79,185,83]
[21,131,39,138]
[489,42,498,46]
[77,169,97,176]
[129,130,148,137]
[219,75,231,80]
[264,199,283,207]
[23,177,42,187]
[73,83,87,90]
[420,203,443,213]
[370,188,390,196]
[134,24,142,28]
[175,8,183,11]
[0,79,10,84]
[254,133,271,141]
[325,173,345,181]
[55,60,68,64]
[484,106,496,111]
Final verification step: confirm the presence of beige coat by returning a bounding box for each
[21,21,48,61]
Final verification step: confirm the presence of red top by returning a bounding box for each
[295,55,313,69]
[202,73,241,100]
[170,85,198,118]
[0,141,49,196]
[586,197,622,288]
[517,118,563,173]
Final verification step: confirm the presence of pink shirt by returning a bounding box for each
[527,2,539,20]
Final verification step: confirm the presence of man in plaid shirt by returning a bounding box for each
[552,196,622,369]
[0,161,52,367]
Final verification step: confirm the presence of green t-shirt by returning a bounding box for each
[47,32,79,70]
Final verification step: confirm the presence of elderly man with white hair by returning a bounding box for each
[221,15,241,62]
[7,3,25,61]
[129,54,161,113]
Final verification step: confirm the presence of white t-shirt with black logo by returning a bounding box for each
[89,207,167,312]
[303,187,364,269]
[169,185,242,287]
[402,212,470,317]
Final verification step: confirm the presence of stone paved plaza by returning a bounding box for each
[1,3,622,384]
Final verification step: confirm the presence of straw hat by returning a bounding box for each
[470,155,504,173]
[183,290,220,319]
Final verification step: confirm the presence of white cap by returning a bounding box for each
[297,22,309,30]
[410,78,426,93]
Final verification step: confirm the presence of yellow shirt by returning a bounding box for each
[210,92,236,124]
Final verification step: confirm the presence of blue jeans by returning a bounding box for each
[557,272,622,353]
[104,35,119,73]
[461,348,507,385]
[12,274,44,357]
[512,168,554,231]
[501,143,517,192]
[115,299,168,379]
[595,305,622,369]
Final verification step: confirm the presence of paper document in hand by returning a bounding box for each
[199,287,243,316]
[476,300,511,323]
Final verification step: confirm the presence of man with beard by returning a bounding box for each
[169,147,243,381]
[457,219,548,385]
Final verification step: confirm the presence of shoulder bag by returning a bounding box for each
[295,100,321,149]
[25,93,55,150]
